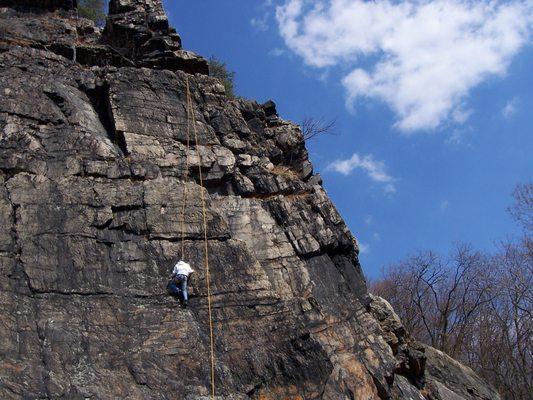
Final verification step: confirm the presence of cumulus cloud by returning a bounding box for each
[327,153,395,192]
[276,0,533,132]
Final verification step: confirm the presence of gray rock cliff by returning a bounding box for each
[0,1,501,399]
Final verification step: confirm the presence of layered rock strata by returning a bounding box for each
[0,1,500,399]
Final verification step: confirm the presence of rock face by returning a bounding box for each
[0,1,500,399]
[102,0,209,74]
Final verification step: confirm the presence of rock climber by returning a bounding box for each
[167,259,195,308]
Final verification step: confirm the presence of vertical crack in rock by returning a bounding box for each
[35,313,52,399]
[84,81,128,155]
[3,175,33,294]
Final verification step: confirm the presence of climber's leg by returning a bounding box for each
[178,275,188,305]
[167,280,181,296]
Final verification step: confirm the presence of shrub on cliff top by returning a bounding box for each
[78,0,106,27]
[209,57,236,98]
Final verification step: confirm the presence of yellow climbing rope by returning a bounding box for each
[181,77,216,399]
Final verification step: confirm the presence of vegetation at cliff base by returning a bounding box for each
[372,183,533,400]
[78,0,106,27]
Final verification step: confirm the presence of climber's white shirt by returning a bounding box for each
[173,260,194,277]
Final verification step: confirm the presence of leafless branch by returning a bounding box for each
[301,117,337,141]
[508,183,533,232]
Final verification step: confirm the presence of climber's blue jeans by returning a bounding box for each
[167,275,188,302]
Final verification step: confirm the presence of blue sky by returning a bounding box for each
[163,0,532,280]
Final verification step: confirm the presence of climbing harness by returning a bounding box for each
[180,77,216,400]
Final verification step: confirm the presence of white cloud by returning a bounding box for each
[447,130,464,145]
[251,15,269,31]
[373,232,381,241]
[327,152,396,192]
[451,107,473,125]
[502,98,518,118]
[440,200,450,210]
[252,0,276,32]
[364,215,373,225]
[269,47,286,57]
[446,125,474,145]
[358,241,370,254]
[384,183,396,194]
[276,0,533,132]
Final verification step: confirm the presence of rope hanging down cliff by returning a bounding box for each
[180,77,216,399]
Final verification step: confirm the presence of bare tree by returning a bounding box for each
[479,240,533,400]
[372,245,494,357]
[508,183,533,232]
[371,241,532,400]
[301,117,337,141]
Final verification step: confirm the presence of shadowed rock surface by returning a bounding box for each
[0,1,501,399]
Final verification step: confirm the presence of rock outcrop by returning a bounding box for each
[0,1,500,399]
[102,0,209,74]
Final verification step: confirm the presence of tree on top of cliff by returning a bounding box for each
[78,0,106,27]
[209,57,236,98]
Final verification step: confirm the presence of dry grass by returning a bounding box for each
[271,165,300,180]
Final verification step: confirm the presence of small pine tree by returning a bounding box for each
[78,0,106,27]
[208,57,236,98]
